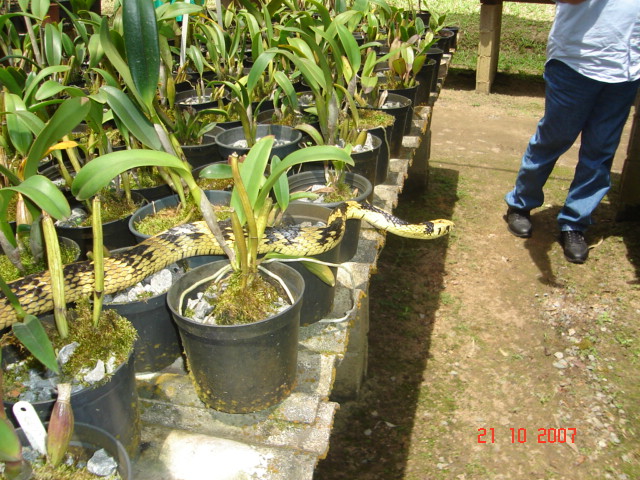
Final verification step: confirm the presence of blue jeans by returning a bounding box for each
[505,60,640,232]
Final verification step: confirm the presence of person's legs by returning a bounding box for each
[557,78,640,232]
[505,60,600,211]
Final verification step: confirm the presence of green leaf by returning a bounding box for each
[0,417,22,463]
[34,80,68,100]
[156,2,202,21]
[123,0,160,111]
[31,0,51,20]
[5,176,71,220]
[88,33,105,69]
[12,315,60,374]
[25,96,91,179]
[301,260,335,286]
[44,23,62,66]
[0,67,26,95]
[23,65,70,104]
[232,136,275,223]
[198,163,232,179]
[99,17,146,110]
[246,51,276,94]
[71,150,190,200]
[4,93,33,157]
[101,86,162,150]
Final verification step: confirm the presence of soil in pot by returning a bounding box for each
[2,300,141,456]
[361,93,412,158]
[0,236,80,282]
[129,191,232,268]
[11,422,132,480]
[288,170,374,263]
[214,125,303,162]
[181,127,223,170]
[104,262,186,373]
[167,260,304,412]
[357,108,395,185]
[55,191,146,259]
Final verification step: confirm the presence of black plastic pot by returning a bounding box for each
[361,93,412,157]
[132,183,174,203]
[445,25,460,50]
[366,125,391,185]
[280,204,341,325]
[350,133,382,189]
[427,47,444,93]
[15,422,132,480]
[103,255,183,373]
[386,84,419,134]
[214,124,303,162]
[167,260,304,413]
[175,88,219,112]
[128,190,231,268]
[4,344,140,457]
[55,192,146,260]
[288,171,373,263]
[416,58,437,106]
[435,28,455,54]
[182,127,224,169]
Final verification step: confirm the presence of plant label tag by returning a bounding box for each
[12,401,47,455]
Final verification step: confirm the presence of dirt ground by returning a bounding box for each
[315,70,640,480]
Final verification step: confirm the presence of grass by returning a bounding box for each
[388,0,554,76]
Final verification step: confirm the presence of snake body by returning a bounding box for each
[0,201,453,327]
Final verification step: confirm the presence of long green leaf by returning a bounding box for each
[4,93,32,157]
[256,145,353,208]
[5,176,71,220]
[246,51,276,94]
[123,0,160,111]
[24,97,91,178]
[12,315,60,374]
[99,17,146,111]
[156,2,202,21]
[232,136,275,224]
[71,150,190,200]
[31,0,51,20]
[101,86,162,150]
[23,65,70,104]
[0,67,25,95]
[44,23,62,66]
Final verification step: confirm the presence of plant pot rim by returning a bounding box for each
[167,259,304,330]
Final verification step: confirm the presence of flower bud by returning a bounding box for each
[46,383,74,467]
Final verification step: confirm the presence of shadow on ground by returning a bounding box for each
[314,167,459,479]
[445,67,546,97]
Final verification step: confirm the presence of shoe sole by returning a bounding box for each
[507,225,532,238]
[564,254,587,264]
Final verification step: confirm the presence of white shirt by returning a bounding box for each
[547,0,640,83]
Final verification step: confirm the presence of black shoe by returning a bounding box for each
[506,207,532,238]
[561,230,588,264]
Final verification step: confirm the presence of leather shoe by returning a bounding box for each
[561,230,588,264]
[506,207,532,238]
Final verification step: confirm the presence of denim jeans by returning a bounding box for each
[505,59,640,232]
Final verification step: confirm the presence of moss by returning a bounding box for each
[59,299,137,383]
[205,270,285,325]
[1,299,137,400]
[358,108,395,129]
[129,168,167,190]
[196,176,234,192]
[323,180,358,203]
[14,444,123,479]
[78,190,143,226]
[134,200,232,236]
[0,239,80,282]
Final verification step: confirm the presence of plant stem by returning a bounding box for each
[91,197,103,328]
[42,213,68,339]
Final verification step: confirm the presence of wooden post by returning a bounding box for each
[616,92,640,221]
[476,0,503,94]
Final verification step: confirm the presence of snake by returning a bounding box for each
[0,201,454,327]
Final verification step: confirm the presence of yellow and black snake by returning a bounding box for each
[0,201,453,327]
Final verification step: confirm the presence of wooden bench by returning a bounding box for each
[476,0,555,93]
